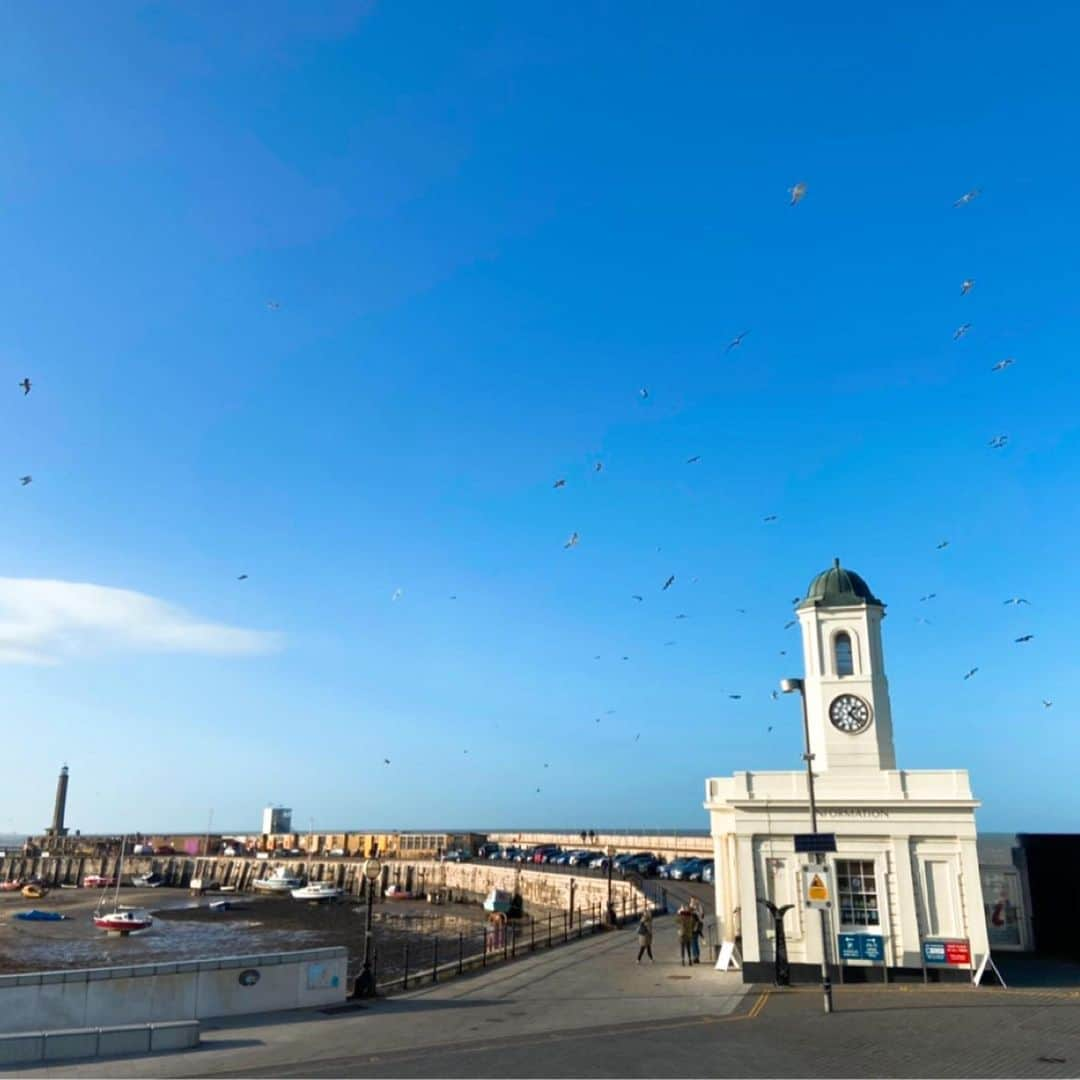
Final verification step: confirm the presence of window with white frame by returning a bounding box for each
[835,859,880,927]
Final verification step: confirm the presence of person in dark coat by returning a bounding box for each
[675,904,695,966]
[636,910,654,963]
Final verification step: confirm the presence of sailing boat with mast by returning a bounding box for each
[93,837,153,934]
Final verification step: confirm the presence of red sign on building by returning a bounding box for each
[944,940,971,965]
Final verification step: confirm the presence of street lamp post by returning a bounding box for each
[356,857,382,998]
[605,845,617,925]
[780,676,834,1015]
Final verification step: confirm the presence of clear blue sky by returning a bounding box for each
[1,2,1076,835]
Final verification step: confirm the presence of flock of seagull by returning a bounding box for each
[13,180,1053,788]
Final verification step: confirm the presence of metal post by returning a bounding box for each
[403,941,409,990]
[531,915,535,952]
[548,911,552,947]
[357,876,377,997]
[606,857,615,925]
[432,937,438,984]
[458,932,464,975]
[482,926,487,967]
[797,684,834,1015]
[511,923,516,958]
[578,906,582,939]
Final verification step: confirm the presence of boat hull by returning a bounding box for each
[94,913,153,934]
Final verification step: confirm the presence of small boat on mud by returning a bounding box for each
[290,882,343,903]
[0,880,24,892]
[14,910,68,922]
[21,884,48,900]
[94,837,153,935]
[132,872,164,888]
[253,867,303,893]
[384,883,413,901]
[93,909,153,934]
[82,874,117,889]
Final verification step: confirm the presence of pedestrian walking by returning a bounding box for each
[636,910,654,963]
[675,904,695,966]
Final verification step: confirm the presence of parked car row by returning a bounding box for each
[480,844,714,882]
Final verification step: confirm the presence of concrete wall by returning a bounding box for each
[0,1022,199,1066]
[0,948,346,1035]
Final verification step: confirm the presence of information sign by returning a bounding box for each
[838,933,884,961]
[794,833,837,854]
[923,938,971,965]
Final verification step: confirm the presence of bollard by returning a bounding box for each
[403,942,409,990]
[432,937,438,984]
[531,915,535,952]
[548,911,552,947]
[458,932,464,976]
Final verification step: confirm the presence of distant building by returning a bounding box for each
[261,806,292,836]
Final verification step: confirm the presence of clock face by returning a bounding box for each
[829,694,872,734]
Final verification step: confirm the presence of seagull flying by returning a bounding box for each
[953,188,981,207]
[675,613,688,620]
[784,620,797,630]
[989,434,1009,449]
[632,594,644,602]
[18,476,31,486]
[728,693,742,701]
[594,462,603,473]
[991,358,1015,373]
[664,640,676,646]
[392,588,403,601]
[771,690,779,701]
[1043,700,1054,709]
[18,378,30,395]
[1014,634,1034,643]
[960,279,975,296]
[383,758,391,765]
[662,575,675,591]
[954,323,972,341]
[639,387,649,399]
[553,478,566,489]
[266,300,281,310]
[564,532,580,549]
[936,540,950,550]
[919,593,936,602]
[1003,597,1030,606]
[963,668,978,680]
[237,574,249,581]
[763,515,778,523]
[726,331,750,353]
[686,455,701,464]
[788,181,807,206]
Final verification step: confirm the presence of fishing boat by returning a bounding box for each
[93,838,153,935]
[21,883,48,899]
[82,874,117,889]
[14,910,68,922]
[132,871,163,888]
[483,888,514,914]
[0,880,23,892]
[384,883,413,901]
[290,881,343,903]
[252,866,303,893]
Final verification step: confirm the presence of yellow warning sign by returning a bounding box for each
[808,874,828,902]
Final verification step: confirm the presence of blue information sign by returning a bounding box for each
[838,933,885,961]
[922,940,947,963]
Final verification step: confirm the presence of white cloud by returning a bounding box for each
[0,578,282,665]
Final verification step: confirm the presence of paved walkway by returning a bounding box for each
[29,915,746,1078]
[23,917,1080,1078]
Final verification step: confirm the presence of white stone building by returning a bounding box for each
[705,560,990,982]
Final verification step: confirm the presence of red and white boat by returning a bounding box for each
[93,908,153,934]
[0,880,23,892]
[384,883,413,901]
[82,875,117,889]
[93,837,154,935]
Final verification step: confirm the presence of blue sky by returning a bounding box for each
[1,2,1077,835]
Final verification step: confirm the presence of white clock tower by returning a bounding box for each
[795,558,896,772]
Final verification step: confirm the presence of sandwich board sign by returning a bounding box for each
[715,940,742,972]
[802,864,832,910]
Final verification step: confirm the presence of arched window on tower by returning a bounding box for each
[835,632,854,677]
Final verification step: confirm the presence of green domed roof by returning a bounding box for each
[799,558,883,608]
